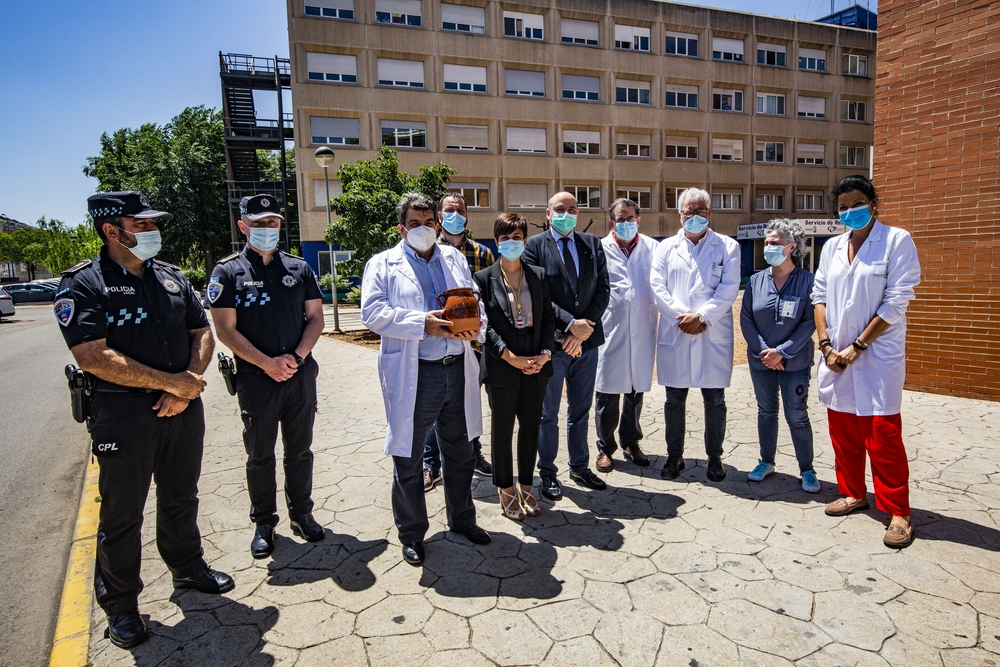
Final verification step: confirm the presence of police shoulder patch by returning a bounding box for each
[61,259,92,276]
[217,253,239,264]
[207,282,224,303]
[54,298,75,327]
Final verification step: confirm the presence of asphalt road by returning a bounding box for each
[0,305,90,667]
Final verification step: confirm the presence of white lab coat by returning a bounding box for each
[361,241,485,457]
[650,228,741,389]
[811,221,920,416]
[596,232,658,394]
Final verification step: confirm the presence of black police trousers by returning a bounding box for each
[236,356,318,527]
[89,392,208,617]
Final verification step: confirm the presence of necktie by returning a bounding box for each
[561,237,579,293]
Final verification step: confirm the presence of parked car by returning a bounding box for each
[2,282,57,304]
[31,278,61,290]
[0,288,15,319]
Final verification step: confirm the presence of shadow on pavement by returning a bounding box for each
[266,532,388,592]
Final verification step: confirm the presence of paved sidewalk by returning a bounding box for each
[86,336,1000,666]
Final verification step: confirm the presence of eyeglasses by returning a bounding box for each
[680,209,708,218]
[612,216,638,223]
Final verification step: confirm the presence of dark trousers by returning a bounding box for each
[487,371,547,489]
[665,387,727,458]
[595,390,645,456]
[236,357,318,526]
[89,392,208,617]
[392,360,476,544]
[538,347,598,476]
[424,350,483,469]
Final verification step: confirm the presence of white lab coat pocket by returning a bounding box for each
[708,264,723,289]
[658,321,680,347]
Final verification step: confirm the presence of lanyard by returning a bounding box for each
[500,263,523,316]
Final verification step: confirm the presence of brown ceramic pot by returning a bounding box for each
[436,287,481,334]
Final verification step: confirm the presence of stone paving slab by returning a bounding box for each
[87,336,1000,666]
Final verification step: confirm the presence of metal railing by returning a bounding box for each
[224,118,294,139]
[220,53,291,77]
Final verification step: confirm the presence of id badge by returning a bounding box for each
[779,297,799,319]
[711,265,723,280]
[514,314,526,329]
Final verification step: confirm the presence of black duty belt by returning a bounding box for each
[420,353,464,365]
[93,379,158,394]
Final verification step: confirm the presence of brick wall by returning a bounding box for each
[874,0,1000,400]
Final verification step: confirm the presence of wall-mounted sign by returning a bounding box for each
[737,219,844,240]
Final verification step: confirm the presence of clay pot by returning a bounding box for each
[436,287,481,333]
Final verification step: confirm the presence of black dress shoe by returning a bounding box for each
[402,542,425,566]
[251,524,275,559]
[569,469,608,491]
[661,455,686,480]
[452,524,492,545]
[623,444,651,467]
[539,475,562,501]
[290,513,325,542]
[173,568,235,594]
[106,610,149,649]
[706,456,726,482]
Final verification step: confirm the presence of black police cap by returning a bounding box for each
[88,192,173,221]
[240,194,284,222]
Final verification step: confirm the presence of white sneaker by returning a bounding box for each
[747,460,775,482]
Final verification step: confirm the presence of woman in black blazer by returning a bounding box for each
[473,213,556,520]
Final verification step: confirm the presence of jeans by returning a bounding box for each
[748,367,814,472]
[664,387,726,458]
[537,347,598,476]
[595,390,644,456]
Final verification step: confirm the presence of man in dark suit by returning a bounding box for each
[523,191,611,500]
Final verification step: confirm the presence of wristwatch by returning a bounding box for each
[540,349,552,357]
[292,353,306,367]
[696,313,707,324]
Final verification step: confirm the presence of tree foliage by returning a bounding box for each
[324,146,456,276]
[83,106,229,270]
[0,217,103,275]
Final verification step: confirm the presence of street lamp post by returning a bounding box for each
[314,146,341,333]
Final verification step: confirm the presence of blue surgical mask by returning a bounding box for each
[615,221,638,242]
[763,244,789,266]
[683,214,709,235]
[248,227,280,252]
[550,212,577,235]
[840,204,873,230]
[497,239,524,261]
[119,229,162,261]
[441,211,467,235]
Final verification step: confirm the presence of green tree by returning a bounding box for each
[0,218,102,275]
[324,146,456,276]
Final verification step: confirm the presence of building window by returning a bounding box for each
[756,193,784,210]
[449,182,490,208]
[665,187,689,209]
[665,31,698,57]
[376,58,424,88]
[841,99,868,122]
[711,138,743,161]
[842,54,868,76]
[503,10,543,40]
[567,185,601,208]
[799,48,827,71]
[562,74,600,101]
[712,88,743,112]
[796,191,824,211]
[712,37,744,62]
[304,0,354,20]
[712,192,743,210]
[505,69,545,97]
[443,64,487,92]
[306,53,358,83]
[615,80,650,105]
[614,24,650,51]
[756,93,785,115]
[616,187,651,210]
[313,178,343,208]
[445,123,489,151]
[796,143,825,165]
[441,4,485,33]
[508,183,548,208]
[757,43,787,67]
[664,136,698,159]
[840,145,866,167]
[563,130,600,156]
[665,84,699,108]
[797,96,826,118]
[506,127,546,153]
[561,18,599,46]
[374,0,421,26]
[310,117,360,145]
[380,121,426,148]
[616,133,652,158]
[755,141,785,163]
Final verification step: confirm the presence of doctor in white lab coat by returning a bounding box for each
[361,193,491,566]
[594,197,658,472]
[812,176,920,549]
[650,188,741,483]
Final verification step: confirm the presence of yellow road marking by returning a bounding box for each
[49,456,100,667]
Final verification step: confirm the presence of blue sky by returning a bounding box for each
[0,0,875,227]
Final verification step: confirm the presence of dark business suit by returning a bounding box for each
[522,229,610,476]
[474,261,555,489]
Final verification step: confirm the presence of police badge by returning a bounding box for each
[161,279,181,294]
[282,275,296,287]
[207,282,224,303]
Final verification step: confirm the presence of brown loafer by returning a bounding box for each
[596,452,613,473]
[884,520,915,549]
[622,444,651,467]
[825,496,870,516]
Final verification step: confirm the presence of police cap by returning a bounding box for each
[240,194,284,222]
[88,192,173,221]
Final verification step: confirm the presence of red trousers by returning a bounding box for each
[827,410,910,516]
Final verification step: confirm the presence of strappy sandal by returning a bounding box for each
[884,519,915,549]
[499,487,525,521]
[517,484,541,517]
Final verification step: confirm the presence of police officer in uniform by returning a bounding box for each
[55,192,234,649]
[210,194,326,558]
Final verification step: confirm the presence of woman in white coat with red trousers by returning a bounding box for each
[812,175,921,548]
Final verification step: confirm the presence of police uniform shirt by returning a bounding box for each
[208,246,323,371]
[55,247,209,374]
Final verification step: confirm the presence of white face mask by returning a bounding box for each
[404,224,437,252]
[118,229,162,261]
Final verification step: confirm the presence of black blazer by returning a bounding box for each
[473,260,556,388]
[522,230,610,351]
